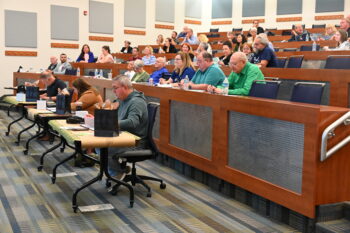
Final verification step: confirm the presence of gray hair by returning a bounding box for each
[134,59,144,68]
[200,51,213,62]
[256,33,269,45]
[112,74,132,89]
[232,52,248,63]
[199,42,209,51]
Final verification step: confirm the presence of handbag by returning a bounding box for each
[56,93,71,115]
[25,86,39,102]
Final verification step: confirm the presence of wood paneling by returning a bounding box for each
[5,51,37,56]
[242,19,265,24]
[273,40,337,49]
[211,20,232,25]
[50,43,79,49]
[89,36,114,42]
[276,17,302,22]
[184,19,201,25]
[315,15,344,20]
[124,30,146,35]
[274,50,350,60]
[155,24,174,30]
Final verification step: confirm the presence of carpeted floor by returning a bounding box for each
[0,110,299,233]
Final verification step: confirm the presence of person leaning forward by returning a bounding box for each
[39,70,67,101]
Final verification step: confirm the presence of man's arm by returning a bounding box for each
[119,103,144,132]
[229,69,263,96]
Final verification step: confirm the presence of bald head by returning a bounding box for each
[294,24,304,34]
[50,56,57,64]
[155,57,167,69]
[230,52,248,73]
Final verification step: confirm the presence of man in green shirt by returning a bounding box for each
[131,59,150,82]
[208,52,264,95]
[187,52,225,90]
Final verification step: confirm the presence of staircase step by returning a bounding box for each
[316,218,350,233]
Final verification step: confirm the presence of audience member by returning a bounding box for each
[178,26,189,38]
[171,31,180,45]
[48,56,58,71]
[241,43,254,61]
[227,31,235,44]
[124,61,136,80]
[218,41,233,66]
[71,78,103,115]
[160,52,195,84]
[339,18,350,38]
[197,34,212,54]
[234,34,247,52]
[150,57,169,84]
[156,34,164,46]
[120,40,132,53]
[319,24,337,40]
[108,75,149,178]
[162,38,178,53]
[253,20,264,34]
[247,27,258,44]
[324,29,350,51]
[182,28,199,45]
[97,46,114,63]
[251,34,278,68]
[39,70,67,101]
[131,59,150,82]
[187,52,225,90]
[77,44,95,63]
[289,24,310,41]
[53,53,72,74]
[207,52,264,96]
[142,46,156,65]
[196,42,210,55]
[258,33,275,50]
[181,43,195,61]
[129,47,142,61]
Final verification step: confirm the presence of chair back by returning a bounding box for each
[147,102,159,154]
[266,28,277,31]
[325,55,350,69]
[312,24,326,28]
[64,69,77,75]
[290,82,325,105]
[210,28,219,32]
[232,28,243,32]
[276,57,287,68]
[249,80,281,99]
[282,30,292,35]
[300,45,320,51]
[283,48,297,52]
[287,55,304,68]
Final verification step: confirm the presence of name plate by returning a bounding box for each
[16,93,26,102]
[37,100,47,110]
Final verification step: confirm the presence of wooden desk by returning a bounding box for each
[275,50,350,60]
[273,40,337,49]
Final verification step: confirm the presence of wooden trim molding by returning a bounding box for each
[211,20,232,25]
[242,19,265,24]
[315,15,344,20]
[124,30,146,35]
[184,19,202,25]
[50,43,79,49]
[5,50,37,56]
[89,36,114,42]
[155,24,174,30]
[276,17,303,22]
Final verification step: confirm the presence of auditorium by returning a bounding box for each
[1,0,350,232]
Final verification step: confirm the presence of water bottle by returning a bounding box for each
[183,75,189,90]
[108,72,112,79]
[148,77,153,86]
[94,69,99,77]
[306,33,310,41]
[113,56,117,63]
[222,77,229,95]
[76,67,80,76]
[312,41,317,51]
[99,69,103,78]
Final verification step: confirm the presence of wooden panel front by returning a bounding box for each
[89,36,114,42]
[51,43,79,49]
[242,19,265,24]
[273,40,337,49]
[315,15,344,20]
[211,20,232,25]
[5,51,37,56]
[274,50,350,60]
[155,24,174,30]
[124,30,146,35]
[276,17,303,22]
[184,19,201,25]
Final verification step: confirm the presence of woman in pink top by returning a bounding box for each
[97,46,114,63]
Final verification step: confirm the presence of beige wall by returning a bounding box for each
[0,0,349,95]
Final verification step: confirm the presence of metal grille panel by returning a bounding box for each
[170,101,212,159]
[228,111,304,193]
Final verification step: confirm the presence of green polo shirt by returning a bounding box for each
[191,64,225,86]
[131,71,150,83]
[227,62,264,96]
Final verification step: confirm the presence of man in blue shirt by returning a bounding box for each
[288,24,310,42]
[251,34,278,68]
[150,57,169,84]
[182,29,199,45]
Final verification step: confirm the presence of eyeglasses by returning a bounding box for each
[174,58,182,61]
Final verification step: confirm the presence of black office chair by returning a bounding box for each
[290,82,325,105]
[266,28,277,31]
[274,47,280,52]
[232,28,242,32]
[312,24,326,28]
[64,69,77,75]
[249,80,281,99]
[108,102,166,197]
[324,55,350,69]
[283,48,298,52]
[210,28,219,32]
[287,55,304,68]
[276,57,287,68]
[300,45,320,51]
[282,30,292,36]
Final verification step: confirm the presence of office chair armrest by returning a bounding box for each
[119,149,153,158]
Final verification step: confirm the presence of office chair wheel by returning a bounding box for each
[73,206,78,213]
[109,188,118,196]
[5,132,9,136]
[130,201,134,208]
[51,177,56,184]
[23,150,28,155]
[147,192,152,198]
[37,166,43,172]
[105,179,111,188]
[160,183,166,189]
[60,148,65,153]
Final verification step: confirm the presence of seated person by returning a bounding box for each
[339,18,350,38]
[120,40,132,53]
[186,52,225,90]
[324,29,350,51]
[289,24,310,42]
[131,59,150,82]
[129,47,142,61]
[53,53,72,74]
[218,41,233,66]
[241,42,254,61]
[107,75,149,178]
[319,24,337,41]
[181,28,199,45]
[247,27,257,44]
[156,34,164,46]
[48,56,58,71]
[162,38,177,53]
[76,44,95,63]
[251,34,278,68]
[208,52,264,96]
[124,61,135,80]
[150,57,168,84]
[71,78,103,115]
[160,52,195,84]
[253,20,264,34]
[97,45,114,63]
[142,46,156,65]
[181,43,195,61]
[234,34,247,52]
[171,31,179,45]
[197,34,212,54]
[177,26,189,38]
[39,70,67,101]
